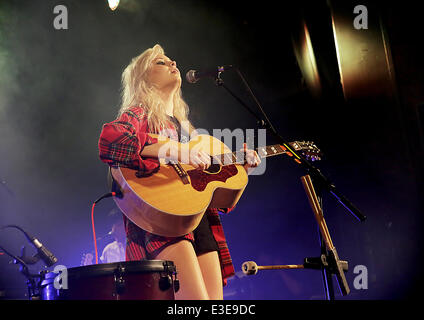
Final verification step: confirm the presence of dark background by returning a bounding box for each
[0,0,422,300]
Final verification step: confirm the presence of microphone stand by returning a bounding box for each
[213,69,366,299]
[0,244,43,299]
[1,225,57,299]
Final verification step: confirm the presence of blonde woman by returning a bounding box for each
[98,44,260,300]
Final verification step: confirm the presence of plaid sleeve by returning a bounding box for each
[98,109,160,175]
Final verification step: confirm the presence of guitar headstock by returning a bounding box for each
[289,141,322,161]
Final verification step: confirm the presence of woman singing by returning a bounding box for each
[98,44,261,300]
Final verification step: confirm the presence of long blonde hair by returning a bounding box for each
[119,44,195,135]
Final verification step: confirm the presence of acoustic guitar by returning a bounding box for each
[111,134,321,237]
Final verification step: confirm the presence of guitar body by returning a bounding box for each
[111,134,248,237]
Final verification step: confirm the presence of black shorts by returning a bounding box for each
[192,213,219,255]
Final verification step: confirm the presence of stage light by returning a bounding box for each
[108,0,120,11]
[328,1,395,99]
[292,21,322,97]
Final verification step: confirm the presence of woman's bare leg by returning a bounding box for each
[197,251,223,300]
[154,240,209,300]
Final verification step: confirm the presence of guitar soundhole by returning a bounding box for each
[204,163,221,174]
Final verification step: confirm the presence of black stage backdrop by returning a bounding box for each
[0,0,422,300]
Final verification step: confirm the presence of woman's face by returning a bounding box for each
[147,54,181,92]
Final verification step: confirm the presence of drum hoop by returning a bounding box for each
[41,260,175,285]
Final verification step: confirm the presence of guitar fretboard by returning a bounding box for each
[216,144,286,166]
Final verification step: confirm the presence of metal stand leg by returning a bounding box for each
[301,174,350,299]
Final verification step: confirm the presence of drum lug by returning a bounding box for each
[173,278,180,293]
[113,265,126,296]
[159,274,172,291]
[160,261,179,293]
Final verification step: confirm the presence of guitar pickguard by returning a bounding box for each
[187,164,238,192]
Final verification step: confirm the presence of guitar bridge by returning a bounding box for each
[170,161,190,185]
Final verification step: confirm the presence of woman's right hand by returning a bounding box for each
[178,144,211,170]
[156,140,211,170]
[189,149,211,170]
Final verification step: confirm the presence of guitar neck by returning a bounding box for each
[217,144,287,165]
[256,144,289,159]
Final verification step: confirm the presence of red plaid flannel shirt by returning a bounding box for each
[98,106,235,285]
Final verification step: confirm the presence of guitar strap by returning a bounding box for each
[168,116,189,144]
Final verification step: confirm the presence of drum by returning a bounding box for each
[39,260,178,300]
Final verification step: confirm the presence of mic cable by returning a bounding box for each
[91,191,119,265]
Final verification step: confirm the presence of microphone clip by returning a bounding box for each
[15,245,40,265]
[214,71,224,86]
[214,65,232,86]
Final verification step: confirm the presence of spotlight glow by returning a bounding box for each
[292,21,321,97]
[108,0,120,11]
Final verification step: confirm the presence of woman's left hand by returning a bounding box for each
[242,143,261,174]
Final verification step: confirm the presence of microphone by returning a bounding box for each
[2,225,58,267]
[242,261,259,275]
[185,65,233,83]
[28,234,58,267]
